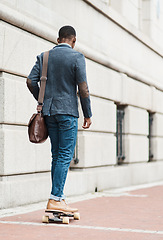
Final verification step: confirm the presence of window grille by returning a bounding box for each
[148,112,154,162]
[72,135,79,164]
[116,105,125,164]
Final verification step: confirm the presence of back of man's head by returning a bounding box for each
[58,26,76,40]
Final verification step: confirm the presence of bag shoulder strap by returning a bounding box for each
[38,51,49,105]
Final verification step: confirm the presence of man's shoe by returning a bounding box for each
[46,199,78,213]
[61,199,78,212]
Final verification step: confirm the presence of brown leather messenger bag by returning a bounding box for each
[28,51,49,143]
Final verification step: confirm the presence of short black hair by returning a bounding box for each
[58,26,76,40]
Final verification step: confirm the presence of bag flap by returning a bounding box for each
[28,113,37,127]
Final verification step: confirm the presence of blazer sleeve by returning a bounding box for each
[75,53,92,118]
[26,54,43,101]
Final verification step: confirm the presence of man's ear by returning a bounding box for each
[57,37,60,43]
[73,37,76,43]
[71,37,76,49]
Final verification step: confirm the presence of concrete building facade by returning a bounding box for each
[0,0,163,209]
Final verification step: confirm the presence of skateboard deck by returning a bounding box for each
[42,209,80,224]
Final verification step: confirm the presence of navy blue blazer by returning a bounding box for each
[27,44,92,118]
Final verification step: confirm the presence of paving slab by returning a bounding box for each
[0,184,163,240]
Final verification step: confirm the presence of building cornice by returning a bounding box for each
[83,0,163,57]
[0,2,163,92]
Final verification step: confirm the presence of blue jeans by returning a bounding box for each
[45,114,78,201]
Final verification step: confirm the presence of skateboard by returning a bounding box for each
[42,209,80,224]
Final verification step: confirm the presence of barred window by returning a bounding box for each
[72,135,79,165]
[148,112,154,162]
[116,105,126,165]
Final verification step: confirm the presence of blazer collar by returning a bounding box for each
[54,44,72,49]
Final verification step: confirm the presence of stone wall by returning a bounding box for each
[0,0,163,209]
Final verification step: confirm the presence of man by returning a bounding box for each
[27,26,92,212]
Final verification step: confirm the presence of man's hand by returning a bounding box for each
[82,118,92,129]
[37,105,42,113]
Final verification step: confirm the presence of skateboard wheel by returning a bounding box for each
[42,215,49,223]
[62,217,69,224]
[74,212,80,220]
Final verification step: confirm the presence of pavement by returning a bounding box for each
[0,182,163,240]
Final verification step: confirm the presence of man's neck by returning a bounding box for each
[59,43,72,48]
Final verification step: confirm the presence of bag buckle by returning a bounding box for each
[40,76,47,81]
